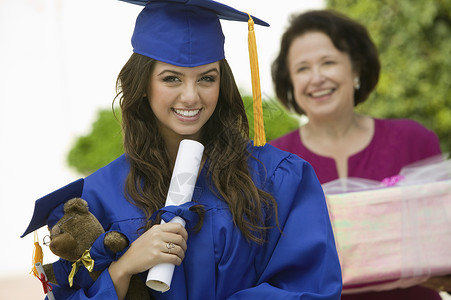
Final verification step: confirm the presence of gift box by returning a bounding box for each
[323,156,451,294]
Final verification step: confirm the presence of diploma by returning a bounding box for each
[35,262,55,300]
[146,139,204,292]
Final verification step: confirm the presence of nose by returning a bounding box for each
[179,83,199,105]
[310,66,325,85]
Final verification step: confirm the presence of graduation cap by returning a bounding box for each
[21,178,84,238]
[120,0,268,145]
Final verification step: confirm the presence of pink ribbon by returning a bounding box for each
[381,175,405,186]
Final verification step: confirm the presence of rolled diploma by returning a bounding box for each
[146,139,204,292]
[35,262,55,300]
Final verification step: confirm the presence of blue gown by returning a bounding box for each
[40,144,342,299]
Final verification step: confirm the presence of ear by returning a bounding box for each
[351,65,360,79]
[63,198,89,214]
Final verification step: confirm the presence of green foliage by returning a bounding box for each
[327,0,451,153]
[242,95,300,141]
[67,97,299,175]
[67,109,123,175]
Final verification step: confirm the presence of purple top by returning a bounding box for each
[270,118,442,184]
[270,118,443,300]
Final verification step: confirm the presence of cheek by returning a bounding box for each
[209,92,219,108]
[326,67,346,81]
[201,87,219,108]
[149,81,174,107]
[290,73,309,93]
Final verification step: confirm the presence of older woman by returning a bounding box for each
[270,9,443,300]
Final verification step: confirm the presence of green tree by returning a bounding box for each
[67,109,123,175]
[326,0,451,153]
[67,97,299,175]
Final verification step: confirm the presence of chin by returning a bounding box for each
[175,129,202,139]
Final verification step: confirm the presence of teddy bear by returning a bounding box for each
[42,197,151,300]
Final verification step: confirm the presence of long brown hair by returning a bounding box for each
[115,53,277,243]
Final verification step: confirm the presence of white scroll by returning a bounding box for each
[146,139,204,292]
[35,262,55,300]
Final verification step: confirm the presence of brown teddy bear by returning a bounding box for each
[42,197,151,300]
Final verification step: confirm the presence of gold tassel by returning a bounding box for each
[31,231,43,279]
[246,13,266,146]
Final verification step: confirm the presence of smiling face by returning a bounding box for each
[147,61,220,142]
[287,31,358,121]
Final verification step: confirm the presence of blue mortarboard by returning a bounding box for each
[119,0,269,67]
[21,179,84,238]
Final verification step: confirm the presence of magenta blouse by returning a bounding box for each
[270,118,443,300]
[270,118,442,184]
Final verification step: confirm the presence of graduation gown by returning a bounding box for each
[39,144,342,299]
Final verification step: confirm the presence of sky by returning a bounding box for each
[0,0,324,277]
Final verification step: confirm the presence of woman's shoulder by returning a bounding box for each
[375,118,435,136]
[374,118,440,145]
[268,129,302,153]
[269,129,299,145]
[374,118,441,158]
[249,143,309,179]
[85,154,129,182]
[82,154,144,226]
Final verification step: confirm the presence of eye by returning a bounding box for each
[295,66,309,73]
[52,215,74,235]
[57,225,65,235]
[50,224,63,236]
[162,76,181,83]
[198,75,216,83]
[292,63,310,73]
[323,60,336,66]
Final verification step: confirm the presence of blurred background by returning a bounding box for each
[0,0,449,299]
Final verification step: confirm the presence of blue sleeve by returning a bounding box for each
[229,154,342,299]
[47,270,119,300]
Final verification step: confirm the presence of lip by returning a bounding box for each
[172,108,202,121]
[308,88,335,100]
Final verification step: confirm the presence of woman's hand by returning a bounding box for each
[108,222,188,299]
[421,274,451,292]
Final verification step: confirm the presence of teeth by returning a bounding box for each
[311,89,333,97]
[174,109,200,117]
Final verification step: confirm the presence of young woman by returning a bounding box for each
[22,1,342,299]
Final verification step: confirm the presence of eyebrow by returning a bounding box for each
[320,55,338,60]
[294,54,339,67]
[200,68,220,76]
[300,55,337,63]
[157,67,220,77]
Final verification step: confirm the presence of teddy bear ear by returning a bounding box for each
[64,198,89,214]
[21,178,84,238]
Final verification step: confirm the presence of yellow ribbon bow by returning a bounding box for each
[68,248,95,287]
